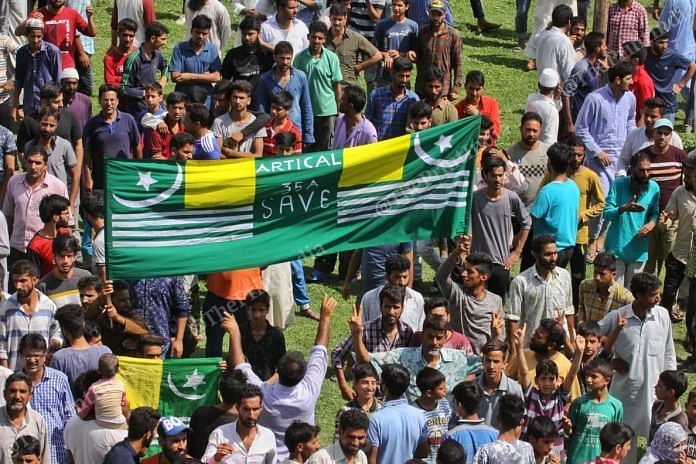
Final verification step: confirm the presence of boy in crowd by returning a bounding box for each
[575,320,604,394]
[444,381,498,463]
[284,422,321,464]
[212,80,265,159]
[566,358,624,464]
[649,369,689,442]
[414,367,451,464]
[274,132,298,156]
[78,275,102,310]
[37,234,92,308]
[170,132,196,161]
[26,194,71,278]
[472,394,535,463]
[263,91,302,156]
[11,436,43,464]
[685,389,696,460]
[334,363,381,437]
[588,422,634,464]
[143,91,186,160]
[476,341,523,427]
[185,103,221,160]
[525,416,559,464]
[240,289,286,381]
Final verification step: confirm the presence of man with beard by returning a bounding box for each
[212,80,266,159]
[0,373,50,464]
[260,0,309,56]
[506,317,582,400]
[598,273,676,463]
[414,0,462,102]
[506,113,550,213]
[332,284,414,400]
[202,384,278,462]
[644,27,696,123]
[221,16,273,92]
[436,237,506,353]
[18,333,74,464]
[61,68,92,130]
[141,417,194,464]
[25,194,70,278]
[36,234,91,307]
[103,407,161,464]
[308,408,370,464]
[352,315,482,403]
[638,118,687,278]
[507,234,574,354]
[603,151,660,285]
[421,68,458,127]
[364,57,419,141]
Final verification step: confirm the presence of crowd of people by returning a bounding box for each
[0,0,695,462]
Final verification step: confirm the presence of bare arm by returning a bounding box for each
[170,71,221,84]
[67,165,80,209]
[514,325,530,390]
[222,312,245,366]
[349,304,370,362]
[562,335,585,393]
[314,295,337,347]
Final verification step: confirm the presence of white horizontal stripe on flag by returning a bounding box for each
[338,189,468,208]
[113,223,253,238]
[337,171,470,198]
[111,206,253,221]
[337,201,469,224]
[112,214,253,228]
[113,233,253,248]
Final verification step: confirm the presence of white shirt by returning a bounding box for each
[535,27,575,81]
[64,415,127,464]
[260,15,309,58]
[361,284,425,330]
[525,93,562,145]
[185,0,232,56]
[306,442,368,464]
[91,228,105,274]
[202,422,277,464]
[616,127,684,176]
[0,365,11,407]
[665,185,696,263]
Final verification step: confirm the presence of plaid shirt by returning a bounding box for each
[27,367,76,464]
[331,317,414,369]
[365,86,420,141]
[415,25,464,97]
[607,1,649,57]
[577,279,635,322]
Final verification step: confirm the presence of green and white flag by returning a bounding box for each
[105,117,480,279]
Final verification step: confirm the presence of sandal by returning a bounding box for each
[299,308,321,321]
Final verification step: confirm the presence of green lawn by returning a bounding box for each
[85,0,696,447]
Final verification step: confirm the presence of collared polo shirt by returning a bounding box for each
[293,47,343,116]
[326,28,379,87]
[15,41,62,115]
[170,40,222,104]
[476,373,524,427]
[367,398,428,464]
[0,406,50,464]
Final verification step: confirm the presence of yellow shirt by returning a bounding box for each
[506,349,582,401]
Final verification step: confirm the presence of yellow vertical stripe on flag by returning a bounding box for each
[338,133,410,187]
[116,356,163,409]
[184,159,256,208]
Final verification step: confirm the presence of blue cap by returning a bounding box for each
[653,118,673,131]
[157,417,192,437]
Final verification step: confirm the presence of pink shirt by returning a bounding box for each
[2,173,68,251]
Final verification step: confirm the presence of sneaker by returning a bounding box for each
[175,14,186,25]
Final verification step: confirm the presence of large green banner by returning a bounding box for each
[105,117,480,279]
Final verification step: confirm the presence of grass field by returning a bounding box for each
[83,0,696,447]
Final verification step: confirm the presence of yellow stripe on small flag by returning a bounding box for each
[117,356,163,410]
[338,133,410,187]
[184,159,256,208]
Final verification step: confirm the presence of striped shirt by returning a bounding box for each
[364,86,420,140]
[640,145,688,210]
[27,367,75,464]
[0,34,17,105]
[193,131,221,160]
[349,0,385,41]
[0,291,61,370]
[523,385,569,458]
[331,317,413,369]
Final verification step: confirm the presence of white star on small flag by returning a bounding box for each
[182,369,206,390]
[434,135,453,154]
[136,171,158,192]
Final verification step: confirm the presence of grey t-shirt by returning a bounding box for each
[506,141,550,208]
[24,136,77,188]
[37,268,93,308]
[50,344,112,392]
[471,189,531,266]
[211,112,265,153]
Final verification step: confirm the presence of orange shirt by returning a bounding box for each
[455,95,501,139]
[206,268,264,301]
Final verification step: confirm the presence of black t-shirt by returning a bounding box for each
[221,45,274,97]
[18,107,83,153]
[187,406,237,458]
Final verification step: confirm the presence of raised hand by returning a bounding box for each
[491,311,504,338]
[616,309,628,330]
[348,303,363,336]
[574,334,586,353]
[221,312,239,334]
[513,324,526,349]
[320,295,338,319]
[454,235,471,256]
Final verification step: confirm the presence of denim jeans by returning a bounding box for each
[291,259,311,308]
[516,0,532,39]
[662,253,686,312]
[76,58,93,97]
[203,292,248,357]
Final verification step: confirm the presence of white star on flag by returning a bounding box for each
[434,135,453,154]
[182,369,206,390]
[136,171,158,192]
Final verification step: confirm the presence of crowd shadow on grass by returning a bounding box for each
[462,29,519,47]
[157,11,183,21]
[472,52,528,71]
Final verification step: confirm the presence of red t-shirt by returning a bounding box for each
[34,6,89,68]
[143,119,185,160]
[455,95,501,139]
[103,45,137,86]
[262,119,303,156]
[631,64,656,124]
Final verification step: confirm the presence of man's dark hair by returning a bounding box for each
[623,41,647,63]
[117,18,138,33]
[236,383,264,406]
[538,318,566,351]
[424,297,449,314]
[452,380,482,415]
[551,4,573,27]
[40,83,62,101]
[12,436,41,458]
[10,260,38,278]
[650,26,668,42]
[481,340,508,357]
[497,394,525,431]
[423,67,445,85]
[392,56,413,74]
[547,143,571,173]
[480,115,493,132]
[170,132,196,151]
[521,111,543,126]
[408,101,432,121]
[437,440,466,464]
[55,304,86,338]
[423,316,448,333]
[186,103,211,127]
[378,283,406,305]
[143,82,163,95]
[278,351,307,387]
[246,289,271,308]
[527,416,558,439]
[274,131,297,149]
[591,251,616,273]
[84,321,101,343]
[37,106,61,123]
[465,70,485,86]
[466,252,493,278]
[145,21,169,40]
[309,20,328,35]
[416,366,445,393]
[608,62,633,83]
[113,279,130,294]
[564,135,586,150]
[645,97,667,113]
[25,145,49,162]
[352,362,378,382]
[191,14,213,31]
[213,79,234,99]
[381,363,410,397]
[659,370,689,399]
[38,194,69,224]
[586,357,613,379]
[339,407,370,431]
[385,254,410,276]
[329,3,349,16]
[136,333,165,354]
[82,191,104,219]
[166,91,187,106]
[535,358,559,379]
[78,275,103,293]
[274,41,294,56]
[599,422,634,452]
[4,372,32,392]
[127,407,162,440]
[482,154,506,176]
[342,85,367,112]
[53,233,80,256]
[271,90,294,110]
[219,369,247,404]
[531,233,556,255]
[239,16,263,31]
[578,320,601,338]
[19,333,47,354]
[284,421,321,452]
[230,80,254,97]
[98,83,120,99]
[630,272,661,297]
[583,31,604,55]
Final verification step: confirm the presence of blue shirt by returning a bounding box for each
[367,398,429,464]
[28,367,75,464]
[120,46,168,123]
[660,0,696,61]
[373,18,419,81]
[67,0,94,54]
[83,110,140,189]
[15,41,62,115]
[365,86,420,140]
[604,175,660,262]
[256,67,315,144]
[644,47,693,113]
[194,131,221,160]
[103,440,140,464]
[563,57,602,120]
[170,40,222,106]
[444,420,499,464]
[531,179,581,249]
